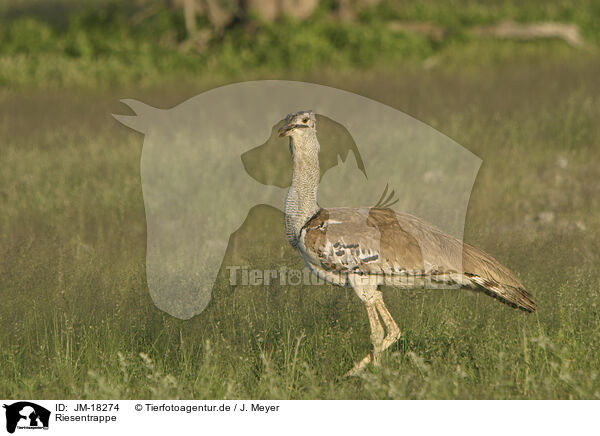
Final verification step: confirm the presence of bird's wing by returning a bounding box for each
[299,207,536,312]
[299,207,426,276]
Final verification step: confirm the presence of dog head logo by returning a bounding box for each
[3,402,50,434]
[114,80,481,320]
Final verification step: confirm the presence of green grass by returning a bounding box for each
[1,55,600,399]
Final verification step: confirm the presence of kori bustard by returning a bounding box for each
[279,110,536,375]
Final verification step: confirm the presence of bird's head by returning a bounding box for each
[278,110,316,139]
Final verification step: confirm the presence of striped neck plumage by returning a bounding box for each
[285,132,321,247]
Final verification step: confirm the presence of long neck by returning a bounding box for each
[285,134,320,246]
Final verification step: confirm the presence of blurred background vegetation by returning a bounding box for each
[1,0,599,88]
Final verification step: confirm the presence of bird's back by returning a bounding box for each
[298,207,536,312]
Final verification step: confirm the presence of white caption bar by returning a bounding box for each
[0,400,597,435]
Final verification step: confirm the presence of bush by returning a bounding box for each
[2,17,57,54]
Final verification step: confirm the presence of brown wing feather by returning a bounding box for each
[301,208,424,276]
[300,207,536,312]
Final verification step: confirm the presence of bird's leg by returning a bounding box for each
[346,300,383,376]
[374,296,402,352]
[366,301,385,365]
[346,279,385,376]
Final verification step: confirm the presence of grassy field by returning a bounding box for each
[1,51,600,399]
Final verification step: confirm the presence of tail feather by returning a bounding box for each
[461,242,536,312]
[465,273,536,312]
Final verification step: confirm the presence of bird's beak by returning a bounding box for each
[278,124,291,137]
[278,122,309,137]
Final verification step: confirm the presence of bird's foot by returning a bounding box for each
[345,354,372,377]
[345,351,380,377]
[345,336,407,376]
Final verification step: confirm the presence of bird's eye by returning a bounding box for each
[302,118,309,123]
